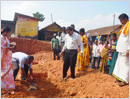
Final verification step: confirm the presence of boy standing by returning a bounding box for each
[92,40,98,69]
[97,39,104,69]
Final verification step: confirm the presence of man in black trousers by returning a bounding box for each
[59,26,83,81]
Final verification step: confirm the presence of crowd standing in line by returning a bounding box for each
[54,13,129,87]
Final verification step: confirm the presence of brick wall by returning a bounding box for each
[8,37,51,55]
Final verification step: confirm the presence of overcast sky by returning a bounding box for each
[1,1,129,31]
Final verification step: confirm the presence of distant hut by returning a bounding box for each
[39,22,63,41]
[1,12,40,39]
[1,20,15,36]
[14,13,40,39]
[86,25,122,42]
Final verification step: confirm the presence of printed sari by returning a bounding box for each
[76,35,89,71]
[1,35,15,90]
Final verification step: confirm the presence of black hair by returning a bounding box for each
[71,24,75,27]
[66,26,73,31]
[105,41,109,44]
[112,33,117,38]
[71,24,75,29]
[27,56,34,61]
[100,38,103,41]
[79,28,85,34]
[1,27,11,34]
[118,13,129,20]
[62,27,66,29]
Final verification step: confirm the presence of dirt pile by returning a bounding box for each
[9,37,51,54]
[1,51,129,98]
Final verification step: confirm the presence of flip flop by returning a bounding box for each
[114,80,121,83]
[59,77,67,82]
[2,91,14,95]
[118,82,126,87]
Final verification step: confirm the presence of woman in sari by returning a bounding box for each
[107,33,118,75]
[76,28,89,71]
[100,41,110,73]
[1,27,15,94]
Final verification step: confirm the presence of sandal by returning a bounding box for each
[115,79,121,83]
[2,91,14,95]
[60,77,67,82]
[118,82,126,87]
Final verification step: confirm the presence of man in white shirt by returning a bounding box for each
[59,26,83,81]
[92,40,98,69]
[56,32,62,56]
[12,52,34,81]
[61,27,67,61]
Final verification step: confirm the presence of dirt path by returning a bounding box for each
[1,51,129,98]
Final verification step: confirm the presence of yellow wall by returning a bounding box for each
[46,24,62,32]
[18,21,38,36]
[15,21,19,37]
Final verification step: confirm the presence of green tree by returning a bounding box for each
[33,12,45,22]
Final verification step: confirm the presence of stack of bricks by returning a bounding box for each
[8,37,51,55]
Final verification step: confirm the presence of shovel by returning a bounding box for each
[27,78,38,91]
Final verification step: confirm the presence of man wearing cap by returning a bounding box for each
[51,33,60,60]
[59,26,83,81]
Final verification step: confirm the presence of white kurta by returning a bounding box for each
[113,25,129,83]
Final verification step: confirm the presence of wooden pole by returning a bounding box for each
[51,14,54,30]
[113,14,115,33]
[51,13,53,24]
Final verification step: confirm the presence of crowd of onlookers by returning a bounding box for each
[51,25,118,74]
[51,13,129,87]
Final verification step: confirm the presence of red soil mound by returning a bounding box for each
[8,37,51,54]
[1,51,129,98]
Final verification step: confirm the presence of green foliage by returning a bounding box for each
[33,12,45,22]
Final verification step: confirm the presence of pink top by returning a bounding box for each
[98,44,105,55]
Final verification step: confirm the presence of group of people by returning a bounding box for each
[1,27,35,94]
[1,13,129,95]
[93,13,129,87]
[51,13,129,87]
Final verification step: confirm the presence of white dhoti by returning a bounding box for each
[112,52,129,83]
